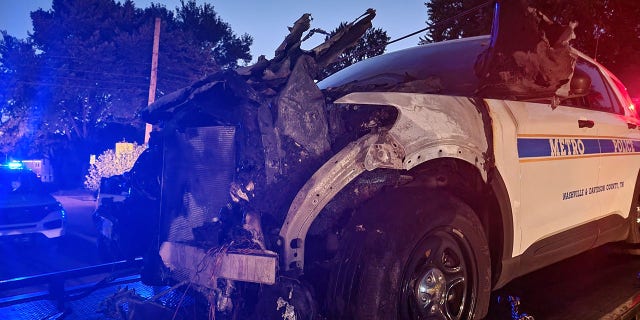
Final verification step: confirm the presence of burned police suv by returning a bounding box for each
[118,4,640,320]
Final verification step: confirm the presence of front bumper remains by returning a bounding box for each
[159,241,278,287]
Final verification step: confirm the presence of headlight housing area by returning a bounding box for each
[43,206,66,229]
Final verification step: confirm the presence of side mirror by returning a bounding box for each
[569,69,591,96]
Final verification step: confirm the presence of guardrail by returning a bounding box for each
[0,257,143,309]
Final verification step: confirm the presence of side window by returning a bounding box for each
[609,73,638,118]
[562,59,622,114]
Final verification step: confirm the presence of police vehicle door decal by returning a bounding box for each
[517,135,640,162]
[486,98,601,256]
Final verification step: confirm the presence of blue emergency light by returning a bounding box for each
[6,161,23,170]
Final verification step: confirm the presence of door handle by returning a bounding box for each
[578,119,595,128]
[628,122,638,129]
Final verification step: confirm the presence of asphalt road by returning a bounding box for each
[487,244,640,319]
[53,190,100,243]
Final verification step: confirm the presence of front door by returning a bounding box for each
[487,98,601,256]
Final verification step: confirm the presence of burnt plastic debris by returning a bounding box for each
[474,0,576,99]
[137,10,377,227]
[127,11,379,316]
[495,295,535,320]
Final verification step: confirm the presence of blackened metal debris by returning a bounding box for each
[141,10,377,222]
[475,0,577,98]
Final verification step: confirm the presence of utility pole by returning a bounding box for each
[144,17,161,145]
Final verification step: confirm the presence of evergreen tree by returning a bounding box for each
[421,0,493,44]
[318,23,389,80]
[0,32,39,155]
[176,0,252,68]
[0,0,253,186]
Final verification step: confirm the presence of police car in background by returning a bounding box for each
[0,161,66,243]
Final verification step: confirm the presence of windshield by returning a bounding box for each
[0,169,46,196]
[318,36,489,96]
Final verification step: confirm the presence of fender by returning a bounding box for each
[487,169,517,289]
[279,92,490,271]
[626,170,640,243]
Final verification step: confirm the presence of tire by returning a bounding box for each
[327,189,491,319]
[626,197,640,244]
[615,196,640,255]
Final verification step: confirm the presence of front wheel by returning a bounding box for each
[327,190,491,319]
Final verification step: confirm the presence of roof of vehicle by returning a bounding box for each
[318,36,491,97]
[0,166,59,210]
[0,167,47,196]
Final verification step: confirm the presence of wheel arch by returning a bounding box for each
[625,169,640,243]
[279,151,514,283]
[377,158,513,289]
[279,92,504,276]
[294,156,516,294]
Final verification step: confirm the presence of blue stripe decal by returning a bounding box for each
[518,137,640,159]
[599,139,615,154]
[517,139,550,158]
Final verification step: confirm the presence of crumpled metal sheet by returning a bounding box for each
[140,10,376,221]
[274,14,312,62]
[312,8,376,68]
[276,55,330,158]
[475,0,576,98]
[141,71,259,125]
[142,9,376,121]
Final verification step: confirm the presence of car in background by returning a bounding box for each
[92,145,162,262]
[93,173,157,261]
[94,174,130,211]
[0,163,66,243]
[92,174,131,260]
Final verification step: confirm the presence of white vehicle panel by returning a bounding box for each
[487,99,601,256]
[280,92,490,270]
[570,52,640,224]
[593,109,640,221]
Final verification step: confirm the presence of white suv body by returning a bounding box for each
[283,35,639,305]
[489,54,639,258]
[0,166,66,241]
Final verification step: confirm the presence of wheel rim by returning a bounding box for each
[401,228,477,320]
